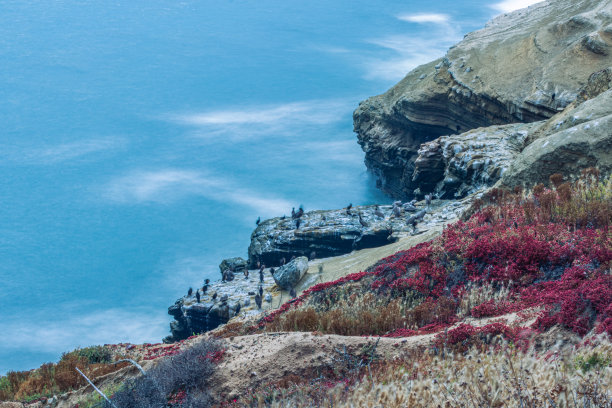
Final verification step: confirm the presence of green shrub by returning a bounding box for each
[576,352,611,373]
[64,345,113,365]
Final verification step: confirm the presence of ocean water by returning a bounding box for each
[0,0,532,373]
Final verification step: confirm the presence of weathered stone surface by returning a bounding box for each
[273,256,308,290]
[247,205,431,267]
[219,257,248,276]
[502,87,612,187]
[354,0,612,199]
[165,265,280,342]
[413,122,536,198]
[166,198,471,342]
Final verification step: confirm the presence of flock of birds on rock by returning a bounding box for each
[253,195,433,233]
[183,260,304,320]
[253,196,435,235]
[182,196,436,320]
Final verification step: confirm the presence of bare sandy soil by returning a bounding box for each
[207,311,536,403]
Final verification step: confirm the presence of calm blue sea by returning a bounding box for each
[0,0,527,373]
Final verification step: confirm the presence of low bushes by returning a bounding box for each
[104,338,223,408]
[0,345,128,402]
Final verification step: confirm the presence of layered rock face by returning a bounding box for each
[354,0,612,199]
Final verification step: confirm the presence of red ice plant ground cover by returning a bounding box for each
[260,180,612,342]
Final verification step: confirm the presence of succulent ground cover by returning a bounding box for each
[220,171,612,406]
[0,346,129,403]
[258,172,612,342]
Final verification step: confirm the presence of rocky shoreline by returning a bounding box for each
[165,197,474,342]
[164,0,612,344]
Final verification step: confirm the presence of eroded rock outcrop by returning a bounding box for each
[502,81,612,187]
[247,205,428,268]
[354,0,612,199]
[413,123,536,198]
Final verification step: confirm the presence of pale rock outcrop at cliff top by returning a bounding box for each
[354,0,612,199]
[501,75,612,186]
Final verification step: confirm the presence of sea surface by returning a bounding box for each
[0,0,535,373]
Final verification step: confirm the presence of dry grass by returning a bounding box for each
[472,170,612,229]
[458,281,511,317]
[238,335,612,408]
[265,291,425,336]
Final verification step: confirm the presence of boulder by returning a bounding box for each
[412,122,535,198]
[219,257,247,276]
[273,256,309,290]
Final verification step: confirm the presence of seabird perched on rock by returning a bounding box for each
[295,218,301,229]
[264,293,272,303]
[425,194,432,206]
[280,257,286,266]
[346,203,353,215]
[309,251,316,260]
[196,290,200,303]
[358,213,369,228]
[403,202,417,212]
[202,284,208,294]
[259,285,263,297]
[188,287,193,296]
[269,267,275,276]
[290,288,297,298]
[259,270,264,283]
[235,302,241,316]
[291,207,296,218]
[281,215,286,220]
[374,205,385,219]
[406,209,427,227]
[244,269,249,278]
[212,292,218,301]
[255,294,262,309]
[256,216,261,225]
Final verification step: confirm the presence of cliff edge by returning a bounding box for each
[354,0,612,199]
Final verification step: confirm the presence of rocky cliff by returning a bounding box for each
[354,0,612,199]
